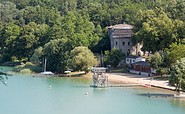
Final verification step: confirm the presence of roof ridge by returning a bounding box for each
[108,24,133,29]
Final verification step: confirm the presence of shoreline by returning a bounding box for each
[105,73,176,91]
[32,71,176,92]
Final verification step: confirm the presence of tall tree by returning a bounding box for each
[170,57,185,91]
[11,22,38,60]
[158,0,185,21]
[148,52,163,70]
[165,43,185,66]
[0,23,21,51]
[61,11,100,49]
[0,23,21,61]
[30,47,43,65]
[0,1,19,24]
[132,9,184,53]
[70,46,98,73]
[43,39,70,73]
[104,48,125,67]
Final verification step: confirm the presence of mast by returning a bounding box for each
[44,58,47,72]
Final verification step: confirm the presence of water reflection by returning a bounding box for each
[170,98,185,109]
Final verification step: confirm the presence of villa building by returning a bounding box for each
[108,24,143,55]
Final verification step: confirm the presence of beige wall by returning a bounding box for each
[109,28,143,55]
[112,38,133,54]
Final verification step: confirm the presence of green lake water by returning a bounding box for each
[1,66,185,114]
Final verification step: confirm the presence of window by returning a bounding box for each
[122,42,125,46]
[115,41,117,45]
[128,42,130,45]
[127,59,129,61]
[127,49,130,55]
[133,60,135,63]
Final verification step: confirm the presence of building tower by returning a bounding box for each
[108,24,143,55]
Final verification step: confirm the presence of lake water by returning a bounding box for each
[1,66,185,114]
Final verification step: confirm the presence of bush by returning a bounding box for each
[25,62,33,66]
[20,69,32,74]
[70,46,98,73]
[14,62,43,73]
[104,48,125,67]
[157,67,170,76]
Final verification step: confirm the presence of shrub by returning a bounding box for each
[20,69,32,74]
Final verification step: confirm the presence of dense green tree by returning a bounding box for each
[174,21,185,44]
[8,0,31,9]
[43,39,70,73]
[169,58,185,91]
[22,6,62,25]
[0,0,185,73]
[0,23,21,61]
[35,24,50,46]
[30,47,43,65]
[92,28,110,53]
[70,46,98,73]
[87,2,107,25]
[133,9,184,52]
[104,48,125,67]
[11,22,38,59]
[61,11,100,49]
[122,2,148,24]
[0,1,19,24]
[0,23,21,50]
[165,43,185,66]
[47,24,65,40]
[158,0,185,21]
[148,52,163,70]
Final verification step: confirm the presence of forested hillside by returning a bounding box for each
[0,0,185,73]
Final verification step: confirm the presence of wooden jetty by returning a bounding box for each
[108,84,142,87]
[139,93,174,98]
[90,84,142,88]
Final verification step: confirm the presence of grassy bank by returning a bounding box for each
[14,62,43,74]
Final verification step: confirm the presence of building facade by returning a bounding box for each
[130,61,152,76]
[126,56,146,67]
[108,24,142,55]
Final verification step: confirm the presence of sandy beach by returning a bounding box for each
[106,73,176,91]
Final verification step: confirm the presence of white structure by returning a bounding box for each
[91,67,108,87]
[40,71,54,75]
[40,58,54,75]
[108,24,143,55]
[126,56,146,67]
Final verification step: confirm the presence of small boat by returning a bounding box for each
[64,70,71,74]
[40,71,54,75]
[39,58,54,75]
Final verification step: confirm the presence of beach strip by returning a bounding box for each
[107,73,176,91]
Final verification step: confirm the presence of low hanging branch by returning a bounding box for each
[0,71,12,86]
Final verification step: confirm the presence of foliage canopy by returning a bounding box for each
[0,0,185,72]
[70,46,98,73]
